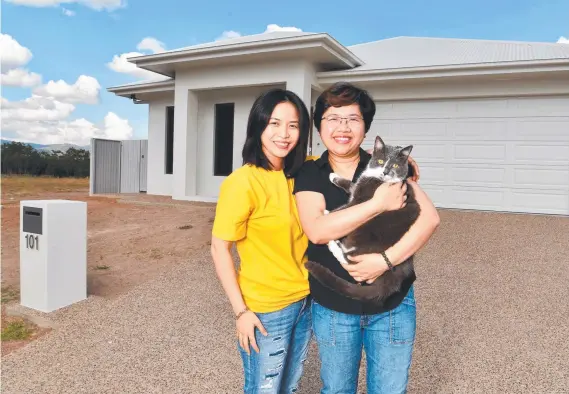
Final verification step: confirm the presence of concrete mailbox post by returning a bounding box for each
[20,200,87,313]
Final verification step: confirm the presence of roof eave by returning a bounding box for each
[317,58,569,84]
[129,34,363,76]
[107,79,175,97]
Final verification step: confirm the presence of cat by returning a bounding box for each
[305,135,421,308]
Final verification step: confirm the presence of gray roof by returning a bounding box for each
[174,30,317,52]
[347,36,569,71]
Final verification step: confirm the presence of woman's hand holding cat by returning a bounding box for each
[236,311,268,355]
[344,253,389,282]
[407,156,420,182]
[372,182,407,213]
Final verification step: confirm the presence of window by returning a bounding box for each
[165,106,174,174]
[213,103,235,176]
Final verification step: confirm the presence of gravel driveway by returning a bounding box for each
[2,210,568,393]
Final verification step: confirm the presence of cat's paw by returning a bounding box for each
[329,173,339,183]
[328,240,350,265]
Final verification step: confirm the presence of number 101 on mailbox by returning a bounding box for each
[24,233,39,250]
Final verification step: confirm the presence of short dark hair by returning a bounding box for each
[242,88,310,178]
[313,82,376,133]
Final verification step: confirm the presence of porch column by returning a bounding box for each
[286,71,312,111]
[286,65,325,156]
[172,88,198,199]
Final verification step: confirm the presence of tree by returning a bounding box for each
[1,142,90,178]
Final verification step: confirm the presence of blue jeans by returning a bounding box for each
[312,286,417,394]
[238,296,312,393]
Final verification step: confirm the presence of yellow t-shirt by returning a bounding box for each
[212,164,309,313]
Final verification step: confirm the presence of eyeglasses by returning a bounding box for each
[322,115,363,128]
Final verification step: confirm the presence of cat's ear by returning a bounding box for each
[374,135,386,153]
[399,145,413,160]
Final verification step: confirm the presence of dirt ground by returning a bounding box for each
[1,175,217,355]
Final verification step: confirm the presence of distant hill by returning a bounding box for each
[38,143,90,152]
[1,139,46,150]
[1,139,90,152]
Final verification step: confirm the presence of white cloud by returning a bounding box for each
[137,37,166,54]
[215,30,242,41]
[107,37,169,80]
[215,24,303,41]
[1,95,75,121]
[62,7,76,16]
[33,75,101,104]
[1,96,133,145]
[107,51,164,80]
[558,36,569,44]
[5,0,125,11]
[0,33,33,70]
[264,24,302,33]
[0,34,44,86]
[98,112,133,140]
[1,68,42,87]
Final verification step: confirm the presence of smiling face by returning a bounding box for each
[319,103,366,158]
[260,101,300,170]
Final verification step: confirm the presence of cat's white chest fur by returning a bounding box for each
[323,208,355,265]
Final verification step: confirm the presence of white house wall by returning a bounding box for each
[172,59,319,201]
[196,85,284,197]
[147,95,174,196]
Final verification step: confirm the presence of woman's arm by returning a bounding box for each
[384,180,440,265]
[344,180,441,282]
[295,181,407,245]
[210,236,247,315]
[210,236,268,354]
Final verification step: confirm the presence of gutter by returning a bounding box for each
[107,79,175,95]
[317,58,569,83]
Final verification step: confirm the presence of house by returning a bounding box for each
[107,32,569,215]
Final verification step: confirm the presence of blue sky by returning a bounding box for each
[2,0,568,145]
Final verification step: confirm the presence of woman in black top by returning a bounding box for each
[294,82,440,394]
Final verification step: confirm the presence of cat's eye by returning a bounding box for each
[377,160,384,164]
[393,164,399,168]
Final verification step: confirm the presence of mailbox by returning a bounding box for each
[20,200,87,313]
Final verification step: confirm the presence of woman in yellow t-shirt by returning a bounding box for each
[210,88,312,393]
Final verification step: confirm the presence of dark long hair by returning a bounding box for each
[242,88,310,178]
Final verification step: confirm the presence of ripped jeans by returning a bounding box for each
[238,296,312,394]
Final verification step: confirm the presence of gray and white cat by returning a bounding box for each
[305,135,421,307]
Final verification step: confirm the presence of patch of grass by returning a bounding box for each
[1,175,89,199]
[94,265,110,270]
[1,320,32,341]
[178,224,193,230]
[149,248,163,260]
[1,286,19,304]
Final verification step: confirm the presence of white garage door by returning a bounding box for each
[365,96,569,215]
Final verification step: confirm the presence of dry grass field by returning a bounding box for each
[2,175,90,197]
